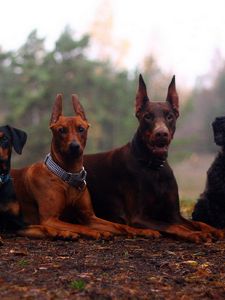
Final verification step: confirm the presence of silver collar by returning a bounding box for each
[44,153,87,190]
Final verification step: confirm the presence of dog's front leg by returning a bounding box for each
[41,217,111,239]
[89,216,161,238]
[177,216,224,240]
[19,218,111,240]
[18,223,80,240]
[130,217,214,243]
[76,189,160,238]
[24,180,111,240]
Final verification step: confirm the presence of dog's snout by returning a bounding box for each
[153,126,170,141]
[69,141,80,152]
[153,121,170,140]
[155,130,169,139]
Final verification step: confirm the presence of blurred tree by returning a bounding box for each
[0,28,179,167]
[141,55,172,101]
[90,0,130,69]
[0,49,14,118]
[0,28,137,165]
[172,54,225,156]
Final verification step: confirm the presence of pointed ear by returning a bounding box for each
[7,126,27,154]
[50,94,63,125]
[135,74,150,117]
[72,94,87,121]
[166,75,179,118]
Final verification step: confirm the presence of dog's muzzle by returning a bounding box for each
[212,116,225,146]
[149,129,170,157]
[68,141,82,157]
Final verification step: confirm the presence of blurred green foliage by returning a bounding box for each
[1,28,225,168]
[0,29,137,165]
[0,28,172,166]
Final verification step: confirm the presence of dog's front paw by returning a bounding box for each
[209,228,224,240]
[83,230,102,240]
[43,227,80,240]
[191,221,225,240]
[60,231,80,240]
[137,229,161,238]
[99,231,113,239]
[187,231,213,243]
[121,225,161,238]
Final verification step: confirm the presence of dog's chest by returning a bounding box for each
[65,186,83,206]
[127,166,173,208]
[0,182,19,213]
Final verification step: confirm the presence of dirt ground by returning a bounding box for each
[0,234,224,300]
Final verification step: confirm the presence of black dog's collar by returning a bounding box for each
[44,153,87,191]
[137,157,166,170]
[131,136,166,170]
[0,173,11,186]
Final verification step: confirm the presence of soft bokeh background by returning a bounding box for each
[1,0,225,214]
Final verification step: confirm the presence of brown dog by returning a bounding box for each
[11,94,159,240]
[84,75,224,243]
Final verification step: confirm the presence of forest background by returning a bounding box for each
[1,20,225,210]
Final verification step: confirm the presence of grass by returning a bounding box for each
[69,279,86,290]
[18,259,29,267]
[124,250,129,257]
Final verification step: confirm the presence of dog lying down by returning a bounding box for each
[10,94,159,240]
[0,126,27,245]
[192,116,225,228]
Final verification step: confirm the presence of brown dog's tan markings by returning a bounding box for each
[11,94,159,240]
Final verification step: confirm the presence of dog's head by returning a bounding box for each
[50,94,89,161]
[0,126,27,173]
[212,116,225,146]
[135,74,179,159]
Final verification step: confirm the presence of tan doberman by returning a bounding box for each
[11,94,160,240]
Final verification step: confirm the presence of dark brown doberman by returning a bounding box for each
[0,126,27,245]
[84,75,224,243]
[10,94,159,240]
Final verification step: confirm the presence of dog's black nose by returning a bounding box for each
[70,141,80,152]
[69,141,80,153]
[155,131,169,139]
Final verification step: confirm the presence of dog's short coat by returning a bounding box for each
[84,75,224,242]
[10,94,158,240]
[0,126,27,244]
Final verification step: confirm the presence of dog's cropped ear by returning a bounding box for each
[50,94,63,125]
[6,126,27,154]
[135,74,150,117]
[166,76,179,118]
[72,94,87,121]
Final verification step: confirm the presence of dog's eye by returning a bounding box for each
[58,127,68,134]
[77,126,85,133]
[166,113,174,121]
[144,114,154,121]
[0,136,9,147]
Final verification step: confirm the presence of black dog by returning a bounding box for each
[0,126,27,243]
[192,117,225,228]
